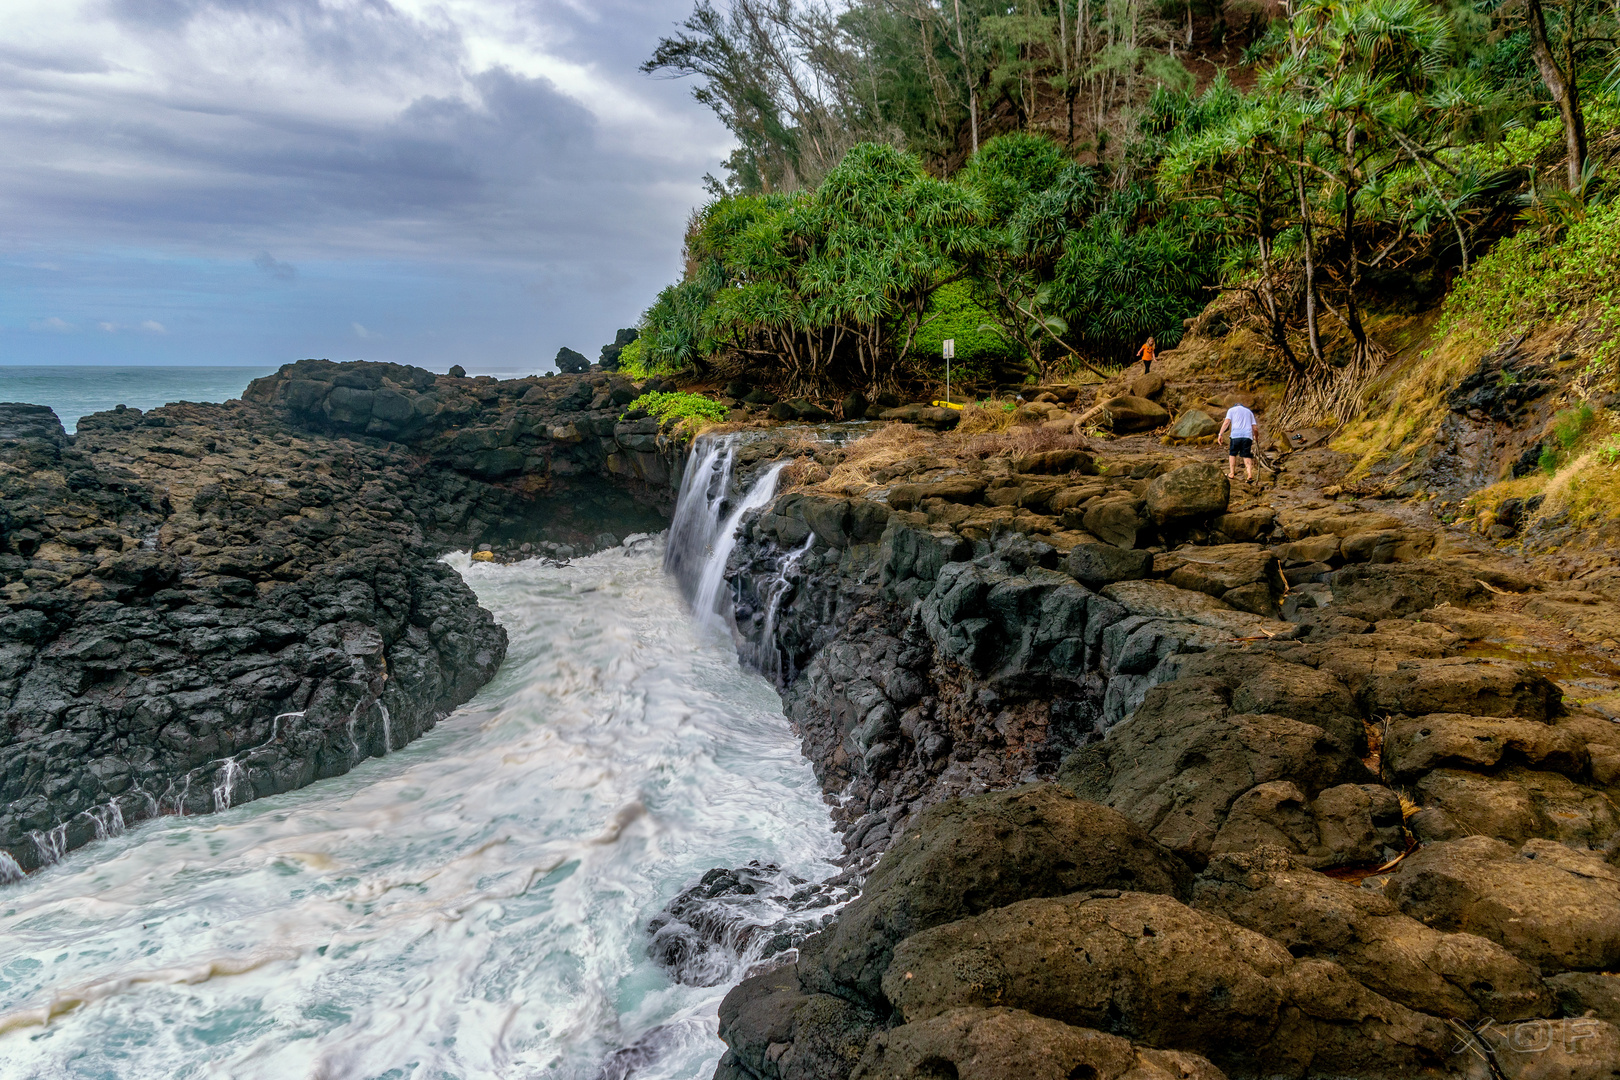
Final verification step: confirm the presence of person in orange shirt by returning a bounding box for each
[1137,336,1156,374]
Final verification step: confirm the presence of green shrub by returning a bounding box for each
[1439,200,1620,373]
[1539,444,1561,475]
[908,280,1026,385]
[628,391,729,432]
[1554,403,1596,450]
[1600,433,1620,466]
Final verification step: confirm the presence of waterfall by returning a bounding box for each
[379,701,393,753]
[665,435,789,630]
[690,463,787,630]
[84,801,126,841]
[0,850,22,884]
[664,434,736,597]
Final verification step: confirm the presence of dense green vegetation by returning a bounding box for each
[631,0,1620,405]
[629,390,733,429]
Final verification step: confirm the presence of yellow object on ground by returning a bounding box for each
[470,550,495,562]
[931,400,964,411]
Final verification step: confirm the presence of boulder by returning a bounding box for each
[1410,766,1620,850]
[887,479,986,512]
[1144,463,1229,525]
[1165,544,1284,601]
[717,965,880,1080]
[1212,507,1276,543]
[1061,675,1368,864]
[1383,714,1586,781]
[1384,836,1620,973]
[1100,395,1170,433]
[1548,972,1620,1024]
[842,390,868,419]
[1194,851,1551,1022]
[553,346,590,374]
[1326,563,1489,621]
[1208,781,1405,869]
[851,1008,1227,1080]
[1082,497,1148,548]
[1130,372,1167,400]
[1477,1017,1620,1080]
[1064,543,1153,589]
[1361,657,1562,722]
[798,784,1190,1006]
[882,891,1451,1078]
[1282,533,1342,565]
[1168,409,1220,442]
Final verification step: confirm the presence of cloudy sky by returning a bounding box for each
[0,0,730,371]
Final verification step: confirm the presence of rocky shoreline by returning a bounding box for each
[687,410,1620,1077]
[6,359,1620,1079]
[0,361,683,873]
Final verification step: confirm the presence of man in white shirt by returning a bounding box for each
[1217,402,1258,482]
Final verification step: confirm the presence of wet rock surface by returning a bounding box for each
[0,362,683,871]
[705,416,1620,1078]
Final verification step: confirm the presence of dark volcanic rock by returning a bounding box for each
[2,362,680,873]
[852,1008,1226,1080]
[797,784,1190,1007]
[883,891,1452,1079]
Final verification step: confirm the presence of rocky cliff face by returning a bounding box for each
[695,422,1620,1079]
[0,362,686,874]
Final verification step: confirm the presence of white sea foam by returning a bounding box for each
[0,540,836,1079]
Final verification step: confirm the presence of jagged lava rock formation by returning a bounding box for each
[691,416,1620,1079]
[0,361,683,872]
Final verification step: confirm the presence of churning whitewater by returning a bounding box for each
[0,536,838,1079]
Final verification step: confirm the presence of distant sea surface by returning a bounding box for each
[0,365,278,433]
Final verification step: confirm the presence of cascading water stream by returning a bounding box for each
[0,538,838,1079]
[665,434,788,632]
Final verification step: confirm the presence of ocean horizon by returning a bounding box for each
[0,362,551,432]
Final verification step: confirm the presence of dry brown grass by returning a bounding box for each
[960,425,1091,461]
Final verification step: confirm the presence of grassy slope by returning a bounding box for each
[1332,200,1620,547]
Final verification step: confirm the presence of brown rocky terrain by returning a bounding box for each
[691,370,1620,1078]
[5,351,1620,1079]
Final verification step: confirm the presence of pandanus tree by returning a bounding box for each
[960,131,1213,378]
[691,143,982,392]
[1161,0,1492,424]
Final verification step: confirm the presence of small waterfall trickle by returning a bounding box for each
[212,758,245,813]
[29,824,67,867]
[740,535,815,685]
[84,801,126,841]
[379,701,393,753]
[665,434,789,630]
[0,850,23,884]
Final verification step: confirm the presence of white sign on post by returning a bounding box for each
[942,339,955,403]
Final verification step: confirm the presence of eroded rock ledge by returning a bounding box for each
[703,431,1620,1079]
[0,361,682,873]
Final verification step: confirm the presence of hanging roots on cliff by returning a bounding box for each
[1272,338,1388,435]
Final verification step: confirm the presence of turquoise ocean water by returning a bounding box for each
[0,366,278,432]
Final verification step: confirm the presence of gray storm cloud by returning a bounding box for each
[0,0,731,367]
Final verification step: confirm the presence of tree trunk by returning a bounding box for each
[1525,0,1587,190]
[1295,165,1324,364]
[953,0,979,154]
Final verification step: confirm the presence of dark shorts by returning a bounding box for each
[1229,437,1254,460]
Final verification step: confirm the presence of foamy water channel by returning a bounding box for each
[0,541,837,1079]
